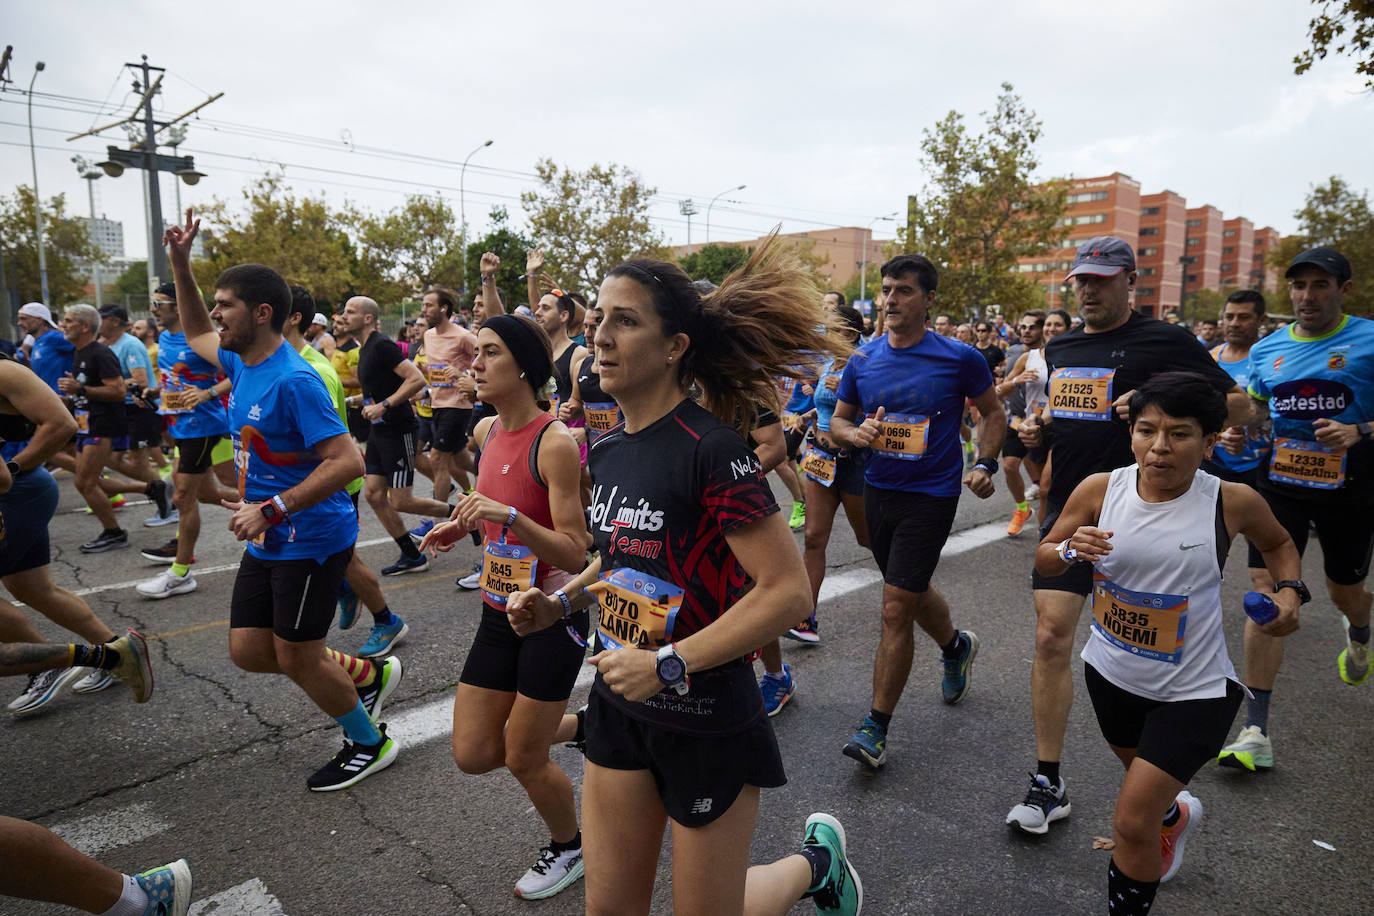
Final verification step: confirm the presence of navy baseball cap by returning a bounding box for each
[1065,237,1136,279]
[98,304,130,322]
[1285,246,1351,285]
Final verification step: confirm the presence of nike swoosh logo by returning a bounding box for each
[1179,543,1205,550]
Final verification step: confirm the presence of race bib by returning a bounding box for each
[1269,437,1346,490]
[74,409,90,435]
[869,412,928,460]
[800,445,837,487]
[589,568,684,650]
[584,401,620,441]
[159,379,194,415]
[1091,577,1187,664]
[481,541,538,606]
[1049,368,1115,421]
[427,362,453,388]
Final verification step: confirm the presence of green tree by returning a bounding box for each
[521,158,669,294]
[111,260,150,304]
[1295,1,1374,91]
[896,83,1068,317]
[353,193,465,305]
[194,172,357,307]
[678,244,750,285]
[462,206,536,310]
[1269,176,1374,316]
[0,184,103,306]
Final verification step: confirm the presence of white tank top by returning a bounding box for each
[1081,466,1237,701]
[1023,348,1048,412]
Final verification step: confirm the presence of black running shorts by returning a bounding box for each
[1250,483,1374,585]
[1084,663,1242,784]
[863,484,960,594]
[432,407,473,454]
[230,546,352,642]
[175,435,224,475]
[458,604,589,702]
[585,690,787,828]
[123,404,163,450]
[364,427,417,489]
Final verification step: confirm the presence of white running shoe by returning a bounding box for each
[1025,483,1040,500]
[8,667,83,714]
[136,569,198,599]
[71,668,114,694]
[457,570,482,590]
[144,507,180,528]
[1006,773,1071,835]
[514,845,584,900]
[1217,725,1273,771]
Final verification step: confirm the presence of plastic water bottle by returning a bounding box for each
[1243,591,1278,625]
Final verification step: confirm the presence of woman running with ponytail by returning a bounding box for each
[418,314,591,901]
[509,236,864,915]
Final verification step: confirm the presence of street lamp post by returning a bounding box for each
[459,139,493,293]
[73,156,105,308]
[1178,254,1197,322]
[27,60,49,305]
[706,184,745,243]
[859,211,899,302]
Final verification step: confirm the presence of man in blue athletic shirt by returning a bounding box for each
[830,253,1005,769]
[164,208,402,792]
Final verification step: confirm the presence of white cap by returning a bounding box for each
[18,303,58,328]
[312,312,329,327]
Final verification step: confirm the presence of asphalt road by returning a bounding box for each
[2,470,1370,915]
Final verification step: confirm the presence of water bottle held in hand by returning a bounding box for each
[1243,591,1278,625]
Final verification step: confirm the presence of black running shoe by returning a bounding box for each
[307,724,398,792]
[80,529,129,554]
[141,539,186,564]
[146,479,172,519]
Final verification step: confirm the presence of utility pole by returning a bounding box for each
[679,199,698,246]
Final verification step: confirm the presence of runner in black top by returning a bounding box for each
[508,234,863,915]
[565,304,620,505]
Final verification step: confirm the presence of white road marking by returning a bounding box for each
[189,878,286,915]
[49,802,171,856]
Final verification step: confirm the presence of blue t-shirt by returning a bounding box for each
[814,358,840,432]
[29,329,73,394]
[158,330,230,439]
[1249,315,1374,497]
[783,378,814,415]
[109,333,153,405]
[1205,343,1264,474]
[220,341,357,561]
[836,331,994,496]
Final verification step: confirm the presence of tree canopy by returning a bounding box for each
[1295,1,1374,91]
[1,185,102,308]
[1269,175,1374,316]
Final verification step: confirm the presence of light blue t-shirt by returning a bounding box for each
[220,341,357,560]
[109,333,154,405]
[814,358,840,432]
[158,330,230,439]
[1206,343,1264,474]
[836,331,994,496]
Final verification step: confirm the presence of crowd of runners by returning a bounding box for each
[0,212,1368,915]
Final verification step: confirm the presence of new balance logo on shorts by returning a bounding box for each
[689,798,713,815]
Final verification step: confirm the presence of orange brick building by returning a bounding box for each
[670,226,888,289]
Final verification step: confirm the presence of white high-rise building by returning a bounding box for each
[81,216,125,259]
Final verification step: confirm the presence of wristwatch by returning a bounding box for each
[5,460,20,477]
[1357,422,1372,439]
[654,644,690,695]
[973,457,999,475]
[1274,579,1312,605]
[260,501,286,526]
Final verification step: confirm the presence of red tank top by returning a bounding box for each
[477,412,564,589]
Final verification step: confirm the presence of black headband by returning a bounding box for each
[483,314,552,392]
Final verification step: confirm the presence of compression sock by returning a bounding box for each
[1037,760,1061,785]
[1162,803,1180,828]
[335,701,383,745]
[549,831,581,853]
[370,606,397,626]
[1106,857,1158,915]
[869,709,892,730]
[799,843,833,894]
[941,631,964,659]
[99,874,148,916]
[171,562,191,578]
[394,534,423,560]
[327,649,376,687]
[1244,687,1272,734]
[1016,500,1029,512]
[1350,624,1371,645]
[69,644,119,670]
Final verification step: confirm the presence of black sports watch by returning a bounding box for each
[1274,579,1312,605]
[1357,421,1372,439]
[654,644,690,695]
[973,457,999,475]
[5,460,20,478]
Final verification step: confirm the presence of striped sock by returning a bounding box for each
[327,649,376,687]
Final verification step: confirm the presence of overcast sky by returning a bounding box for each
[4,1,1371,268]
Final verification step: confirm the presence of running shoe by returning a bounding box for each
[136,569,197,599]
[1217,725,1274,771]
[802,812,863,915]
[307,724,397,791]
[761,664,796,717]
[141,539,187,564]
[941,630,979,705]
[7,667,83,714]
[514,843,584,900]
[111,493,127,508]
[1160,790,1202,883]
[789,501,807,530]
[842,716,887,768]
[457,569,482,590]
[786,614,821,645]
[381,554,429,576]
[1006,773,1071,835]
[146,479,173,520]
[135,858,193,916]
[144,507,179,528]
[358,655,404,724]
[80,529,129,553]
[1025,483,1040,500]
[1006,506,1032,536]
[337,587,361,631]
[109,628,154,703]
[1338,638,1372,686]
[358,617,409,658]
[71,668,114,694]
[408,518,435,545]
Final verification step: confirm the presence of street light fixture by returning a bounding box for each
[859,210,899,303]
[28,60,49,305]
[459,139,494,292]
[72,155,105,309]
[706,184,746,243]
[1178,254,1198,321]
